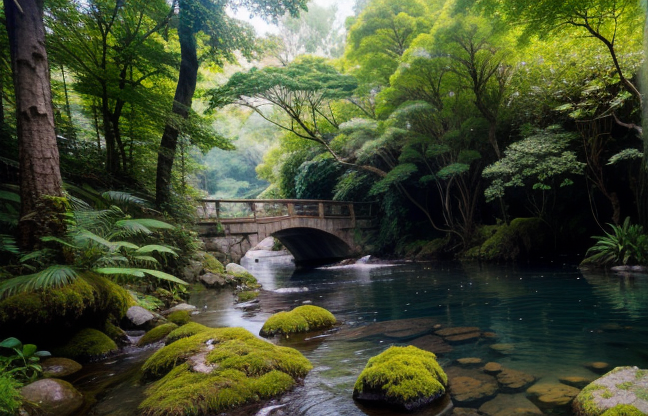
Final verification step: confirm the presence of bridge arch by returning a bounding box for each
[196,199,375,265]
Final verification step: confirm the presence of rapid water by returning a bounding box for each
[82,257,648,415]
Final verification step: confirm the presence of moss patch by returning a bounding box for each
[415,237,449,260]
[236,290,259,303]
[54,328,118,361]
[166,310,191,326]
[138,323,179,347]
[260,305,336,337]
[165,322,210,345]
[203,253,225,274]
[601,405,645,416]
[0,373,22,415]
[353,345,447,410]
[477,218,550,262]
[139,327,312,416]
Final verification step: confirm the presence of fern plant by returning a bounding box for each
[584,217,648,266]
[0,189,188,298]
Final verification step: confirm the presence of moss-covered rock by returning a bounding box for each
[166,310,191,326]
[353,345,448,411]
[103,321,129,345]
[138,327,312,415]
[54,328,118,361]
[236,290,259,303]
[203,253,225,274]
[0,274,132,344]
[573,366,648,416]
[468,218,551,262]
[165,322,210,345]
[138,323,179,347]
[260,305,336,338]
[225,263,259,288]
[600,405,645,416]
[415,237,450,260]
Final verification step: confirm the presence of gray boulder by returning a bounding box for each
[226,263,250,276]
[573,366,648,415]
[41,358,82,378]
[200,272,227,288]
[21,379,83,416]
[162,303,197,315]
[125,306,156,328]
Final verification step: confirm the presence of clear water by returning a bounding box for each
[83,257,648,415]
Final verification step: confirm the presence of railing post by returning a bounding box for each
[349,203,356,227]
[287,203,295,217]
[215,201,220,222]
[250,202,257,221]
[319,202,324,218]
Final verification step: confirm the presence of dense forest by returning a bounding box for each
[0,0,647,415]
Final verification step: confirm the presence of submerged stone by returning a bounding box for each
[20,378,83,416]
[353,345,448,412]
[447,367,498,406]
[572,366,648,415]
[479,393,543,416]
[526,382,580,413]
[409,334,454,355]
[457,357,483,366]
[445,331,481,344]
[586,361,611,374]
[333,317,438,341]
[435,327,481,337]
[496,368,535,393]
[490,343,516,355]
[483,362,503,375]
[560,376,593,389]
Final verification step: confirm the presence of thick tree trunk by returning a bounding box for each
[155,12,198,207]
[4,0,65,249]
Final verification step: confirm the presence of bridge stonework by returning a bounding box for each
[196,199,375,265]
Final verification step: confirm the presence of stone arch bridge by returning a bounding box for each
[197,199,376,265]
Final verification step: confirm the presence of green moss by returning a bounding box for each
[353,345,447,404]
[138,323,179,347]
[236,290,259,303]
[260,305,336,337]
[0,274,131,329]
[601,390,614,399]
[616,381,633,390]
[203,253,225,274]
[55,328,118,360]
[139,327,312,416]
[415,237,449,260]
[479,218,550,262]
[165,322,210,345]
[0,373,22,415]
[601,405,645,416]
[575,384,608,415]
[166,310,191,326]
[103,321,127,343]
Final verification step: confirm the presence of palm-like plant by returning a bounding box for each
[584,217,648,266]
[0,188,188,298]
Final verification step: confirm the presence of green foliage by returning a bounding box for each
[260,305,336,337]
[138,323,179,347]
[294,158,343,199]
[165,322,210,345]
[0,373,22,416]
[601,405,645,416]
[476,218,551,262]
[608,149,644,165]
[353,345,447,404]
[583,218,648,266]
[370,164,417,195]
[55,328,118,360]
[0,337,50,383]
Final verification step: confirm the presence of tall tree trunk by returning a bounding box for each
[155,8,198,207]
[4,0,65,250]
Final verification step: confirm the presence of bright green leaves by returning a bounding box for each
[370,163,418,195]
[482,126,585,203]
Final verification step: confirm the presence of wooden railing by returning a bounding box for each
[197,199,375,223]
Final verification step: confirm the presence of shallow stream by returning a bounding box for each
[81,256,648,416]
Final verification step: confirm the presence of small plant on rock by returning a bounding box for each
[583,217,648,266]
[0,337,50,383]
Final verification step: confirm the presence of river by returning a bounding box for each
[81,255,648,416]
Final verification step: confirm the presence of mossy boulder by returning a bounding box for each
[0,274,132,344]
[236,290,259,303]
[203,253,225,274]
[260,305,336,337]
[466,218,551,262]
[573,366,648,416]
[138,327,312,415]
[165,322,210,345]
[225,263,259,288]
[415,237,450,260]
[166,310,191,326]
[353,345,448,411]
[54,328,117,362]
[601,405,645,416]
[138,323,179,347]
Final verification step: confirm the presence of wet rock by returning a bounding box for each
[20,379,83,416]
[199,272,227,288]
[585,361,611,374]
[573,366,648,415]
[435,327,481,337]
[226,263,251,276]
[333,317,438,341]
[125,306,156,328]
[182,259,204,282]
[483,362,503,375]
[447,367,498,406]
[482,331,498,339]
[41,358,82,379]
[446,331,481,344]
[479,394,543,416]
[496,368,535,393]
[559,376,592,389]
[490,343,516,355]
[452,408,488,416]
[162,303,197,315]
[408,334,454,355]
[457,357,482,367]
[234,299,260,311]
[526,383,580,413]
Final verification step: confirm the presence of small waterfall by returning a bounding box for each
[355,255,371,264]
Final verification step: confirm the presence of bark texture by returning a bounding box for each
[4,0,64,249]
[155,5,198,207]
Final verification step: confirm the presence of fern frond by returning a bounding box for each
[0,265,80,298]
[94,268,187,284]
[135,245,178,257]
[101,191,151,209]
[0,234,19,254]
[0,191,20,203]
[114,219,174,235]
